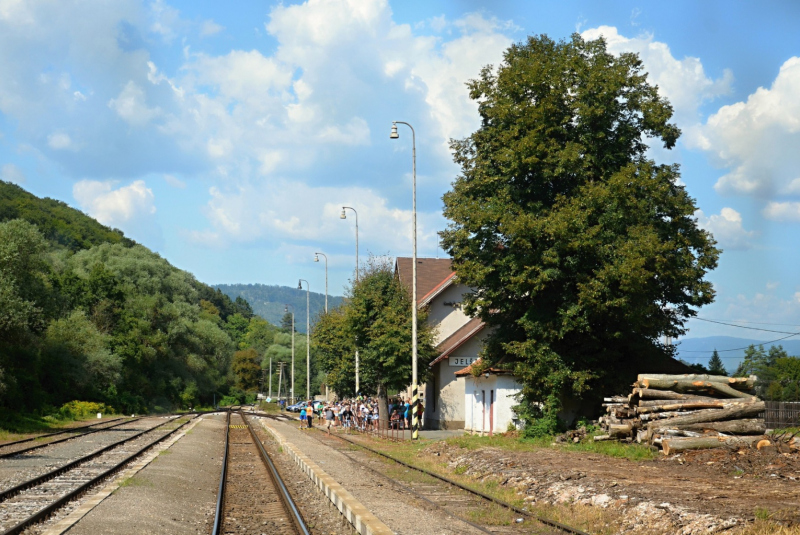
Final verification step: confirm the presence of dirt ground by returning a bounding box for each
[421,440,800,534]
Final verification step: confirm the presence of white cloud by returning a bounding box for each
[108,81,161,126]
[694,207,755,250]
[0,163,25,184]
[200,19,223,37]
[47,132,73,150]
[692,57,800,197]
[581,26,732,128]
[763,201,800,222]
[73,179,156,226]
[193,179,445,256]
[163,174,185,188]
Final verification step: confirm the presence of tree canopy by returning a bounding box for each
[313,257,435,416]
[440,34,719,419]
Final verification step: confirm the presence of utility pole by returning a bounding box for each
[268,357,273,399]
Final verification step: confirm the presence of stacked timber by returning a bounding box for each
[596,373,789,454]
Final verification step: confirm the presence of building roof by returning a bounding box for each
[429,317,485,366]
[395,257,453,304]
[454,358,514,377]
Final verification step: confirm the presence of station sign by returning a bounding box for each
[449,356,479,367]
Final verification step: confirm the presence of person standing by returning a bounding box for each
[325,405,335,434]
[306,400,314,428]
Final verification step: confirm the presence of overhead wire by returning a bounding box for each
[678,317,800,358]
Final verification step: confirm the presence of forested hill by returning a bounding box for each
[0,180,276,415]
[0,181,134,251]
[215,284,343,332]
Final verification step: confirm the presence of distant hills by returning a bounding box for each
[674,336,800,373]
[215,283,343,332]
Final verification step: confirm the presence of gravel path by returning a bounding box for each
[0,417,178,494]
[257,415,487,535]
[64,414,225,535]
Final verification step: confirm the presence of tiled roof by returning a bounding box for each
[429,317,485,366]
[454,358,513,377]
[395,257,453,304]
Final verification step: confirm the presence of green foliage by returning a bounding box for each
[215,283,342,331]
[232,348,261,391]
[0,181,133,251]
[708,349,727,375]
[520,395,563,438]
[56,400,115,420]
[313,256,435,400]
[439,33,719,419]
[736,345,800,400]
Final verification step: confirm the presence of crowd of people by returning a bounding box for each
[290,396,423,435]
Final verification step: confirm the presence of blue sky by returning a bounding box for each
[2,0,800,349]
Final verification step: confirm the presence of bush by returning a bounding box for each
[57,400,115,421]
[521,395,563,439]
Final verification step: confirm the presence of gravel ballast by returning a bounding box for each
[63,414,225,535]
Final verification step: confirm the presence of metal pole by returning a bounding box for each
[392,121,418,440]
[277,362,283,404]
[341,207,360,394]
[269,357,273,399]
[298,279,311,400]
[315,252,328,313]
[286,304,295,404]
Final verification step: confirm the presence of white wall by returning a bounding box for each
[426,283,472,345]
[464,374,522,434]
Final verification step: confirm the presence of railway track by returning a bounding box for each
[212,411,308,535]
[260,412,590,535]
[0,415,197,535]
[0,418,138,459]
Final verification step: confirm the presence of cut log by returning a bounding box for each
[637,379,756,399]
[661,435,763,455]
[608,423,634,439]
[756,439,772,450]
[637,374,757,390]
[637,402,726,414]
[593,435,612,442]
[604,396,628,403]
[638,396,720,407]
[633,388,714,401]
[640,410,708,421]
[646,401,765,429]
[668,419,766,435]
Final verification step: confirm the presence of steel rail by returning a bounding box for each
[0,417,173,502]
[326,430,591,535]
[241,412,310,535]
[0,417,126,450]
[0,415,198,535]
[211,411,230,535]
[0,418,140,459]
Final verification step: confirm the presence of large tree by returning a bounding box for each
[314,257,435,424]
[440,34,719,424]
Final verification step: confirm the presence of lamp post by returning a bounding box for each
[390,120,419,440]
[339,207,359,281]
[284,304,295,403]
[314,252,328,313]
[298,279,311,400]
[340,206,360,394]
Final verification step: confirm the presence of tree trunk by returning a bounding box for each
[660,418,767,435]
[632,388,711,401]
[637,379,756,399]
[377,383,389,430]
[646,400,765,429]
[637,402,726,414]
[608,423,634,439]
[661,435,763,455]
[637,374,756,390]
[638,396,720,407]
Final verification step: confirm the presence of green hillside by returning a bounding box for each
[0,181,134,251]
[0,181,280,415]
[215,283,344,332]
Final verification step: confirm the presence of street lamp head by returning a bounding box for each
[314,254,319,262]
[390,123,399,139]
[284,304,288,313]
[297,280,302,290]
[340,208,346,219]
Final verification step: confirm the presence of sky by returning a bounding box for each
[1,0,800,351]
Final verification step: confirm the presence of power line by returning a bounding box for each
[679,332,800,356]
[694,317,798,335]
[695,317,800,328]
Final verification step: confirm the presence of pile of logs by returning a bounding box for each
[596,373,800,454]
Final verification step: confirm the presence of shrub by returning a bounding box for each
[57,400,114,421]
